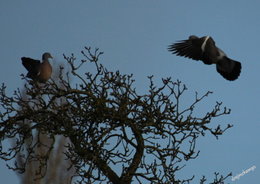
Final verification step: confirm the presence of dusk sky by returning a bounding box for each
[0,1,259,183]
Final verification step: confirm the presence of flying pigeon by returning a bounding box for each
[21,52,53,83]
[168,35,242,81]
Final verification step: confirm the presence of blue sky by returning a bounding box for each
[0,0,259,183]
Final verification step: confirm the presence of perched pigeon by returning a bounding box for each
[168,35,242,81]
[22,52,53,83]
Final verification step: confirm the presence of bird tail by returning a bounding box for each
[216,57,241,81]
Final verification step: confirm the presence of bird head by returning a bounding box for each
[42,52,53,61]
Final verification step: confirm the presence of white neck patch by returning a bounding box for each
[201,36,210,52]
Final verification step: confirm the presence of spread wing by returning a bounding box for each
[21,57,41,77]
[168,37,216,65]
[168,38,204,61]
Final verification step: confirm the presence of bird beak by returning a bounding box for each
[47,56,53,62]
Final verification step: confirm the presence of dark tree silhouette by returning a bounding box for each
[13,62,76,184]
[0,47,232,184]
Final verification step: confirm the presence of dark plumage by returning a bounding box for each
[22,52,53,83]
[168,35,242,81]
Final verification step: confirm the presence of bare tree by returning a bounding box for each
[13,62,76,184]
[0,47,232,184]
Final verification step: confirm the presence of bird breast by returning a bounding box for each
[216,48,226,59]
[38,61,52,82]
